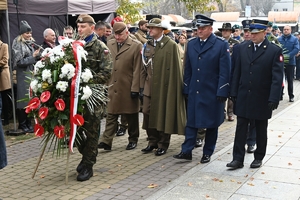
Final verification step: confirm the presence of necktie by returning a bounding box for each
[255,45,259,51]
[117,43,122,52]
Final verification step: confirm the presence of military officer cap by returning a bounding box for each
[218,23,234,33]
[147,18,168,30]
[194,14,215,27]
[76,14,96,24]
[267,21,273,27]
[249,19,268,33]
[242,20,251,30]
[113,22,127,34]
[272,25,279,30]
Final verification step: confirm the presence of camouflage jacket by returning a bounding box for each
[266,33,280,46]
[83,34,112,84]
[228,37,239,55]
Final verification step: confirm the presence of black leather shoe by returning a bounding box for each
[247,145,255,153]
[18,122,29,133]
[226,160,244,169]
[200,155,211,163]
[195,139,203,148]
[250,159,262,168]
[141,145,158,153]
[155,148,166,156]
[126,142,137,150]
[77,166,93,181]
[289,98,294,102]
[173,152,192,161]
[97,142,111,150]
[116,127,126,136]
[76,161,84,173]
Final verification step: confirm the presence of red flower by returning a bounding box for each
[54,99,65,111]
[26,97,40,110]
[25,107,31,114]
[40,91,51,103]
[34,124,44,137]
[39,107,49,120]
[73,114,84,126]
[54,125,65,139]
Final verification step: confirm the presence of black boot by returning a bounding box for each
[17,109,30,133]
[26,118,34,133]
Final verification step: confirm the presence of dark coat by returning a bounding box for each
[183,34,231,128]
[107,37,142,114]
[231,39,284,120]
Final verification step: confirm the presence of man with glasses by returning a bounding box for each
[63,26,74,39]
[173,14,231,163]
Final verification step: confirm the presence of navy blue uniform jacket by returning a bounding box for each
[231,39,284,120]
[183,34,231,128]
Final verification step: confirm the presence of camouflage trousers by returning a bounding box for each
[76,106,103,168]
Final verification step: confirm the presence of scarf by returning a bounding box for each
[12,37,34,70]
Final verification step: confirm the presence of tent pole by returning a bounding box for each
[5,9,23,136]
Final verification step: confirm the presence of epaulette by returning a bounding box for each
[270,41,282,49]
[216,36,225,41]
[187,37,197,42]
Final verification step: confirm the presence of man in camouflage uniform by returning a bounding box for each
[218,23,239,121]
[232,24,244,42]
[75,14,112,182]
[266,22,280,45]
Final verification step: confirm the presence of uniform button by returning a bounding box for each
[115,69,117,71]
[250,72,252,74]
[249,81,251,84]
[198,68,200,71]
[251,63,253,65]
[114,80,117,82]
[196,91,199,94]
[197,80,199,82]
[248,90,250,92]
[116,57,118,60]
[198,57,201,59]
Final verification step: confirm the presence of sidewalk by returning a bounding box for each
[0,81,299,200]
[147,99,300,200]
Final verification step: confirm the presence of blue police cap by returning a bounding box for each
[194,14,215,27]
[242,19,251,30]
[250,19,268,33]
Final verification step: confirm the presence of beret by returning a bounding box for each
[76,14,95,24]
[113,22,127,34]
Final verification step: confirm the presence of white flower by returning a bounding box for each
[60,63,75,80]
[52,46,65,57]
[42,69,52,81]
[81,86,92,100]
[33,60,45,75]
[81,68,93,83]
[59,38,74,47]
[47,78,53,84]
[41,48,53,57]
[77,45,88,61]
[56,81,68,92]
[30,79,39,93]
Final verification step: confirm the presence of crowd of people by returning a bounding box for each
[1,13,299,183]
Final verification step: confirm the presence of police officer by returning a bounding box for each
[219,23,239,122]
[227,19,283,169]
[75,14,112,181]
[173,14,231,163]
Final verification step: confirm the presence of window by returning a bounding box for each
[274,9,278,11]
[283,8,288,11]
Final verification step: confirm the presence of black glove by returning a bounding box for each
[230,96,237,104]
[139,88,144,103]
[131,92,139,99]
[217,96,227,103]
[268,102,279,110]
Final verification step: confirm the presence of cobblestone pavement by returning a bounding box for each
[0,81,299,200]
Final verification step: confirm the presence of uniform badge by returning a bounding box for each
[104,49,109,54]
[78,17,83,22]
[263,45,266,49]
[248,45,251,48]
[227,49,230,52]
[279,55,283,62]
